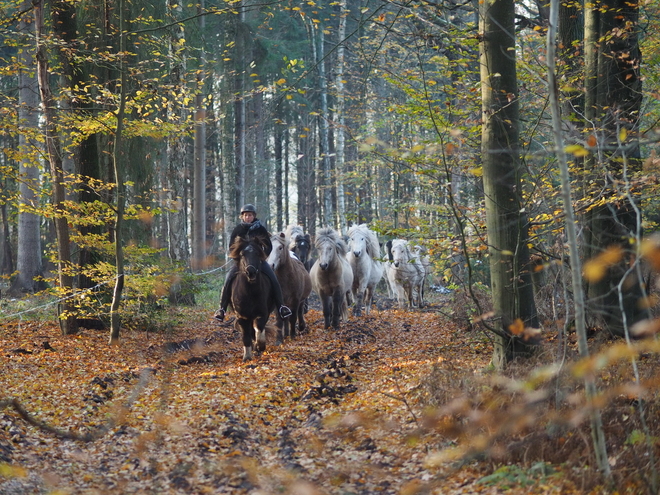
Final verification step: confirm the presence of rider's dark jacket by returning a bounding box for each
[229,219,272,257]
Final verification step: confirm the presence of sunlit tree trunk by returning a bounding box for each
[34,0,77,335]
[274,117,284,232]
[317,27,333,227]
[11,3,43,296]
[335,0,347,234]
[108,0,127,344]
[479,0,538,369]
[234,5,247,212]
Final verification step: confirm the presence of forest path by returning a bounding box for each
[0,301,528,494]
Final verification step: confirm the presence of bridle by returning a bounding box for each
[240,244,261,282]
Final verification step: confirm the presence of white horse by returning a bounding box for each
[310,228,354,329]
[412,244,431,308]
[387,239,425,309]
[346,224,383,316]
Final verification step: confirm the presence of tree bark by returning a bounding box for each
[108,0,127,344]
[583,0,647,336]
[192,0,207,272]
[11,2,43,296]
[34,0,78,335]
[479,0,538,369]
[547,0,611,477]
[335,0,348,234]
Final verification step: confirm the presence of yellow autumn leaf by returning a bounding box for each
[0,464,28,478]
[565,144,590,157]
[619,128,628,142]
[583,246,623,282]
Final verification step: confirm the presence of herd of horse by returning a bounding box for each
[224,224,431,360]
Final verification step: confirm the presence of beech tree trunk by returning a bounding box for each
[11,2,43,295]
[34,0,78,335]
[479,0,538,369]
[583,0,647,336]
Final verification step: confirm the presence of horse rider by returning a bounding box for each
[214,204,292,321]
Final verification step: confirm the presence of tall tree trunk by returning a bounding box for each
[583,0,646,336]
[165,0,189,262]
[234,6,247,213]
[108,0,127,344]
[34,0,77,335]
[0,197,14,277]
[274,118,284,232]
[547,0,611,478]
[253,91,269,219]
[335,0,347,234]
[479,0,538,369]
[316,27,333,227]
[192,0,207,271]
[11,2,43,295]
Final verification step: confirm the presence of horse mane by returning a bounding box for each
[316,227,348,256]
[229,236,267,261]
[348,224,380,259]
[391,239,411,257]
[285,225,305,248]
[272,232,287,248]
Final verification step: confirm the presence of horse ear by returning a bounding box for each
[280,232,286,239]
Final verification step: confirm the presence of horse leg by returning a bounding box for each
[353,289,363,317]
[296,301,306,336]
[275,314,284,346]
[288,298,298,339]
[332,289,344,329]
[255,316,268,353]
[395,284,406,309]
[238,318,254,361]
[283,315,291,340]
[364,287,373,315]
[321,295,333,329]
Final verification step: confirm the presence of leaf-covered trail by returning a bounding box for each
[0,306,510,494]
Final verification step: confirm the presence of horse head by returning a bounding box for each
[232,236,266,282]
[391,239,410,268]
[268,233,288,271]
[315,228,346,271]
[294,234,311,264]
[349,232,365,258]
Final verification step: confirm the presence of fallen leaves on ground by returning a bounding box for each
[0,298,642,494]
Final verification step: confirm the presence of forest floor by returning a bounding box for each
[0,292,659,494]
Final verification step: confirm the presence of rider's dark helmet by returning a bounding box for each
[241,204,257,215]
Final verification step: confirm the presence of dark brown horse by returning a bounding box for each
[229,236,276,361]
[286,224,314,271]
[268,233,312,343]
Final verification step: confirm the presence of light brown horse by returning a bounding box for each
[268,233,312,342]
[310,228,354,329]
